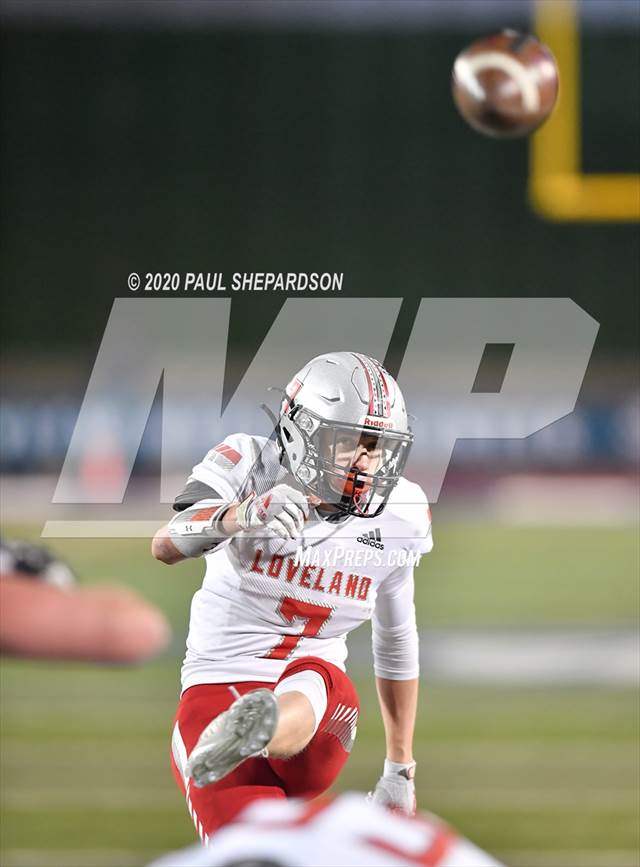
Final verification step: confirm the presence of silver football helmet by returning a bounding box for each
[276,352,413,518]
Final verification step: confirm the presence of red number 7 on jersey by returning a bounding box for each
[262,596,333,660]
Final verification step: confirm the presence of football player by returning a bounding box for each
[1,537,170,663]
[149,792,503,867]
[152,353,432,840]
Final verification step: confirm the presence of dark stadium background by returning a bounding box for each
[0,2,638,866]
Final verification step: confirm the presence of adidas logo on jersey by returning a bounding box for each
[356,529,384,550]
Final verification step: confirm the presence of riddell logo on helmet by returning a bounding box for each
[357,529,384,550]
[365,417,394,429]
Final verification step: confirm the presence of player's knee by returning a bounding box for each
[279,656,335,691]
[275,669,328,741]
[279,656,359,713]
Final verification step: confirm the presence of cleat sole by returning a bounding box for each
[186,689,278,788]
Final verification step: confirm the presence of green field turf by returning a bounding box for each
[1,522,638,866]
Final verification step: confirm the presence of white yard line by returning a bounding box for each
[345,629,640,685]
[419,629,640,686]
[2,629,638,686]
[2,788,636,812]
[3,739,636,765]
[0,849,154,867]
[2,789,180,809]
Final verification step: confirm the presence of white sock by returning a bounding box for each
[274,670,328,736]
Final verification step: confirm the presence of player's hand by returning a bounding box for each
[236,484,310,540]
[368,759,417,815]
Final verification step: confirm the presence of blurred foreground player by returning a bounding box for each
[150,793,502,867]
[0,538,170,662]
[152,352,432,839]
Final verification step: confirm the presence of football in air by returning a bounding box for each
[451,30,559,138]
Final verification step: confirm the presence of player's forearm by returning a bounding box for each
[375,676,418,763]
[152,500,245,564]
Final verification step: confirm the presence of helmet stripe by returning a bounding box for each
[352,353,375,414]
[371,358,392,417]
[352,353,391,418]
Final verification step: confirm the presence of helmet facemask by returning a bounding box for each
[278,404,413,518]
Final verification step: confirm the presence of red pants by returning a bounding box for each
[170,656,359,840]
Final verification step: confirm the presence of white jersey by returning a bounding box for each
[181,433,432,690]
[149,793,502,867]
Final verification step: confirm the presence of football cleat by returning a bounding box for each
[185,688,278,788]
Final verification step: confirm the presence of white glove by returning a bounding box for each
[368,759,416,815]
[236,484,310,540]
